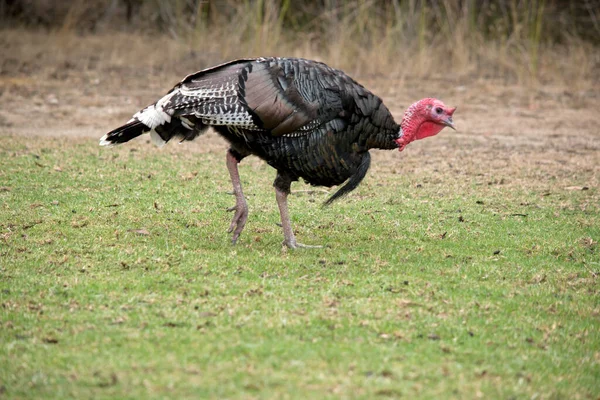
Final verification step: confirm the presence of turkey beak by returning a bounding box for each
[443,107,457,130]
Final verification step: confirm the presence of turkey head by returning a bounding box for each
[395,98,456,151]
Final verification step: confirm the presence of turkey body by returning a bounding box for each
[101,57,403,247]
[215,59,399,193]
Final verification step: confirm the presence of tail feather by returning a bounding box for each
[99,120,149,147]
[323,153,371,206]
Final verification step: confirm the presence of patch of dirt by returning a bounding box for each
[1,31,598,198]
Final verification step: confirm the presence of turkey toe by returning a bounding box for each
[227,203,248,243]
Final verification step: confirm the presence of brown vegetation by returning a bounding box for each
[0,0,598,145]
[1,1,599,86]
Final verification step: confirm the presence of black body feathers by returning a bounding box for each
[100,57,401,203]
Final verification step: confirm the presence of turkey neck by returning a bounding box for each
[362,121,401,151]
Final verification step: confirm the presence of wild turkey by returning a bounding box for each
[100,57,456,248]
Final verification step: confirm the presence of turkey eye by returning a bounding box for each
[435,107,443,114]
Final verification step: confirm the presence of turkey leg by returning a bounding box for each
[226,150,248,244]
[274,174,321,249]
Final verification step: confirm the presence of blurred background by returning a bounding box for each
[1,0,598,86]
[0,0,598,138]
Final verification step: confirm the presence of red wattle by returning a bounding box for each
[415,121,444,140]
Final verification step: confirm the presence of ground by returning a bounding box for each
[0,30,599,399]
[1,62,597,206]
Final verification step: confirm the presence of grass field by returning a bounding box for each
[1,129,598,398]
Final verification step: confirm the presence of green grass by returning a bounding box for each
[0,135,598,399]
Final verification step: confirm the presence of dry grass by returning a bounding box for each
[0,1,598,150]
[1,1,598,94]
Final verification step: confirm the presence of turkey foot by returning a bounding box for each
[227,199,248,244]
[284,239,322,249]
[275,186,321,249]
[226,150,248,244]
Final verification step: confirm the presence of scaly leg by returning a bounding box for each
[274,173,321,249]
[226,150,248,244]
